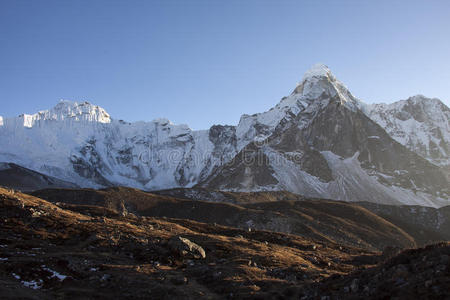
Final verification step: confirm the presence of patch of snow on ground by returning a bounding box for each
[22,279,43,289]
[42,265,68,281]
[12,273,43,289]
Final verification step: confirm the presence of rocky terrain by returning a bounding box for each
[357,202,450,246]
[31,187,417,251]
[1,187,449,299]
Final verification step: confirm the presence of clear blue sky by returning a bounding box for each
[1,0,449,129]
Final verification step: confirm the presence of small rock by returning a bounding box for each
[436,264,446,272]
[350,278,359,292]
[170,276,188,285]
[100,274,111,282]
[168,236,206,259]
[382,246,402,259]
[432,286,440,294]
[393,264,408,278]
[394,278,406,286]
[186,260,195,267]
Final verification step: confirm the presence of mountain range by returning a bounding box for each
[0,64,449,207]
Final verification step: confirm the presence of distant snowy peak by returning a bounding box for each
[368,95,450,167]
[16,100,111,128]
[48,100,111,123]
[370,95,449,119]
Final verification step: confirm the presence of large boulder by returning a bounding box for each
[168,236,206,259]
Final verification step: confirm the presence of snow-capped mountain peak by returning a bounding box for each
[8,100,111,128]
[301,63,335,80]
[14,100,112,128]
[235,64,367,150]
[368,95,450,167]
[292,64,364,112]
[48,100,111,124]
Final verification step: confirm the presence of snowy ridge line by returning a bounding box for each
[0,64,448,208]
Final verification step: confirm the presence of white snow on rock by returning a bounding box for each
[293,63,366,112]
[235,64,364,149]
[22,279,43,289]
[367,95,450,167]
[12,273,43,290]
[302,63,332,79]
[224,148,446,208]
[42,265,68,281]
[17,100,111,128]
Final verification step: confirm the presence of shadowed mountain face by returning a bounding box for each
[1,187,449,299]
[0,163,78,192]
[200,94,449,207]
[356,202,450,246]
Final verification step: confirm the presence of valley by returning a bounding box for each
[0,187,449,299]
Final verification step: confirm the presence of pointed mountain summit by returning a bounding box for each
[292,63,364,112]
[301,63,335,79]
[235,64,362,150]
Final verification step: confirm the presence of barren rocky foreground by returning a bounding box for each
[0,187,449,299]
